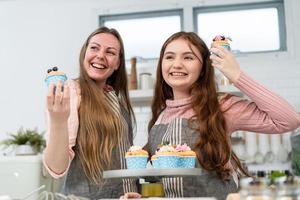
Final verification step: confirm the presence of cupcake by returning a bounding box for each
[45,66,68,87]
[212,35,232,50]
[156,144,179,168]
[125,146,149,169]
[175,144,196,168]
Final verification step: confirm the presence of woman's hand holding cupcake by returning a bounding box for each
[47,80,71,124]
[210,35,241,84]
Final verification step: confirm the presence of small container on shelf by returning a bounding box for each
[274,176,300,199]
[141,182,165,198]
[139,72,153,90]
[129,57,138,90]
[239,177,273,200]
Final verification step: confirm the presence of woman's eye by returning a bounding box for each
[90,46,98,51]
[165,56,174,60]
[107,51,116,56]
[184,56,194,60]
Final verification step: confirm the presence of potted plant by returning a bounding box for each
[1,127,46,155]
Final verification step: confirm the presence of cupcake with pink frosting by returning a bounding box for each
[212,35,232,50]
[176,144,196,168]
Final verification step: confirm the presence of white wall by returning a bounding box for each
[0,0,299,142]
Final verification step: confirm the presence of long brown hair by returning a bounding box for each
[149,31,247,180]
[77,27,134,184]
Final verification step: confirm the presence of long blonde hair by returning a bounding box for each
[76,27,134,184]
[149,32,248,180]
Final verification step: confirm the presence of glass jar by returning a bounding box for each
[141,182,165,197]
[274,176,300,200]
[139,72,153,90]
[240,177,273,200]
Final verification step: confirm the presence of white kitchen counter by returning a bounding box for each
[0,155,47,200]
[109,198,216,200]
[0,154,42,162]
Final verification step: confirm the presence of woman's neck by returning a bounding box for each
[95,80,106,90]
[172,89,191,100]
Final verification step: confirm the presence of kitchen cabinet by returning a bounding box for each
[0,155,43,199]
[0,155,58,200]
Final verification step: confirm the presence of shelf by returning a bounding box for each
[129,85,243,103]
[246,163,291,172]
[0,155,42,163]
[129,89,153,103]
[103,168,203,179]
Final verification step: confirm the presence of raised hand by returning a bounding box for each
[47,80,70,124]
[210,44,241,84]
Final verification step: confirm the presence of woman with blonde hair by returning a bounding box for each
[44,27,137,199]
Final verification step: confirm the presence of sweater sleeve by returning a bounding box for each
[221,71,300,134]
[43,80,80,178]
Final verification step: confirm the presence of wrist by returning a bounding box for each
[231,69,241,83]
[50,120,68,130]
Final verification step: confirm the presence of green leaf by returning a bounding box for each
[0,127,46,153]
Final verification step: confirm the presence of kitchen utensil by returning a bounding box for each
[276,134,289,163]
[264,135,275,163]
[254,134,264,164]
[241,131,251,163]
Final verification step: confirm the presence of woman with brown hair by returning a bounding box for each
[141,31,300,199]
[44,27,137,199]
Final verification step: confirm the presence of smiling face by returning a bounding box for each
[83,33,121,88]
[162,38,203,99]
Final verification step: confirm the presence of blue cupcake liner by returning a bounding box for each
[157,155,179,168]
[221,44,231,50]
[180,156,196,168]
[45,75,67,87]
[126,156,148,169]
[151,159,159,168]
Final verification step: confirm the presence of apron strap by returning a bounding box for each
[155,110,165,125]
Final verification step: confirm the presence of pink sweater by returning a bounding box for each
[161,71,300,134]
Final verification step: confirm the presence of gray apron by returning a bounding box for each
[61,91,137,200]
[148,115,238,200]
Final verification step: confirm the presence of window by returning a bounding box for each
[194,1,286,53]
[99,10,183,59]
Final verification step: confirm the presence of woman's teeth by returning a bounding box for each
[171,72,186,76]
[92,63,106,69]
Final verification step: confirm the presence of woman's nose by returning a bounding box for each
[172,58,183,68]
[96,49,105,59]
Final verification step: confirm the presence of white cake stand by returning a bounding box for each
[103,168,203,179]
